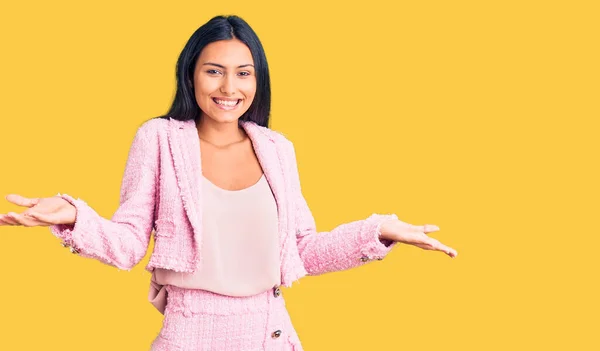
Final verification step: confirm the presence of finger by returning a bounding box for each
[425,237,458,258]
[6,212,48,227]
[423,224,440,234]
[26,211,58,225]
[0,214,19,226]
[412,240,458,258]
[399,231,431,245]
[5,194,40,208]
[412,242,434,251]
[411,224,440,233]
[23,211,54,226]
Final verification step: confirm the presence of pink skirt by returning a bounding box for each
[149,285,303,351]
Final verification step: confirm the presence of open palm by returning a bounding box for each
[380,219,458,258]
[0,194,76,227]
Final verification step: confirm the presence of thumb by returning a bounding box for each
[5,194,40,208]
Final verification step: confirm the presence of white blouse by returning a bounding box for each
[153,174,281,297]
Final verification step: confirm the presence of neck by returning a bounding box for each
[196,116,246,146]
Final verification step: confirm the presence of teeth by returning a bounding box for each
[215,99,239,107]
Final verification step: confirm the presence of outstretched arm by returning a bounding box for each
[287,142,457,276]
[1,122,159,271]
[287,142,398,275]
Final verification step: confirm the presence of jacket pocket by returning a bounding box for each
[154,218,176,238]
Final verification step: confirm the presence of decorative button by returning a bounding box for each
[273,286,281,297]
[70,246,80,254]
[376,257,383,261]
[271,330,282,339]
[360,255,370,262]
[61,241,70,248]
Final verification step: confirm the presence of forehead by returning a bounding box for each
[197,39,254,66]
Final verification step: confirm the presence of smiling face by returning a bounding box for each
[193,39,257,125]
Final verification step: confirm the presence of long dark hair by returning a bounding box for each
[158,15,271,127]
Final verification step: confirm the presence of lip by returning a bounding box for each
[212,97,239,101]
[212,97,241,111]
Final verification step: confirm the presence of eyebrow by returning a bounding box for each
[202,62,255,69]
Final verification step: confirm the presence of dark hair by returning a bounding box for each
[158,15,271,127]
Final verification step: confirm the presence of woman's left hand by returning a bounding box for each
[380,219,458,258]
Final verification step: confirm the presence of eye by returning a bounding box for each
[238,71,252,77]
[206,69,222,75]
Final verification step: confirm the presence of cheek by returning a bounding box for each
[241,79,257,101]
[194,80,216,106]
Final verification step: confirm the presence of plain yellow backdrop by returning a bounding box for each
[0,0,598,350]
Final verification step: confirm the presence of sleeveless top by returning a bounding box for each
[151,173,280,301]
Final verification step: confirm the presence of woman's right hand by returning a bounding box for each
[0,194,76,227]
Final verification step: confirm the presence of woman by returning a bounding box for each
[0,15,457,351]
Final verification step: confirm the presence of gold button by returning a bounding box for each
[70,246,80,254]
[271,330,282,339]
[273,287,281,297]
[360,255,370,262]
[61,242,70,248]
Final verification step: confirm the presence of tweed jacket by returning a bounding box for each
[49,117,398,287]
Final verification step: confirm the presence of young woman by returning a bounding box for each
[0,15,457,351]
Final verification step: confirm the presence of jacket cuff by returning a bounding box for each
[49,193,83,254]
[357,213,398,262]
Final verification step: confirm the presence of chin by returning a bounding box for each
[206,111,245,124]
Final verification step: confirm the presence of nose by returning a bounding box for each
[219,75,236,96]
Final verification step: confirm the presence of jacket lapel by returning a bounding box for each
[241,122,289,268]
[167,118,203,259]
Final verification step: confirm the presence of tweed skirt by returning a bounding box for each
[149,285,303,351]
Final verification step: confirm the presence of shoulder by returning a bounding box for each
[261,126,299,164]
[251,123,295,150]
[122,118,171,156]
[128,117,174,146]
[241,121,296,154]
[136,117,170,136]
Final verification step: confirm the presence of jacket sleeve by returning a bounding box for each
[287,141,399,276]
[49,122,158,271]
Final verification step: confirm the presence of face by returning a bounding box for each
[193,39,257,124]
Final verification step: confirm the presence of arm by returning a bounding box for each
[49,122,159,271]
[288,142,399,276]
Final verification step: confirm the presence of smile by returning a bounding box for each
[212,98,241,110]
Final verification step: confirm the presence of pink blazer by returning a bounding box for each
[50,117,398,289]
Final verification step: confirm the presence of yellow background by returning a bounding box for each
[0,0,598,350]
